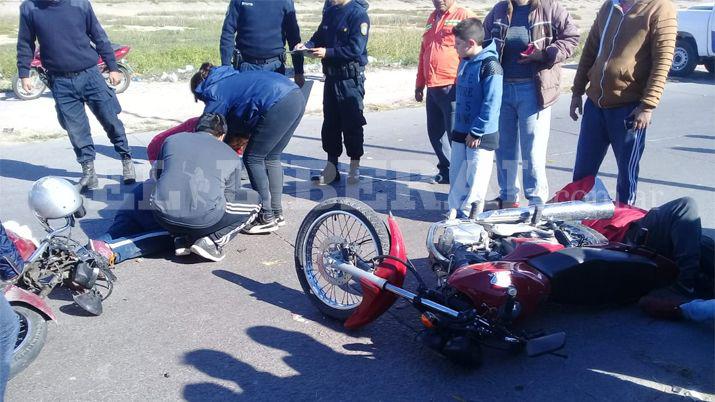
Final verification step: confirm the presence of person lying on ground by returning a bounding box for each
[149,113,261,262]
[550,176,714,319]
[0,222,21,398]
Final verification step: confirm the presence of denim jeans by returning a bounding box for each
[448,143,494,217]
[426,85,455,177]
[0,294,18,399]
[237,58,285,74]
[50,67,131,163]
[496,81,551,205]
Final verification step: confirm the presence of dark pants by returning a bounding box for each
[97,181,172,263]
[573,99,645,204]
[244,89,305,218]
[236,58,285,75]
[322,73,367,160]
[156,188,261,247]
[426,85,455,176]
[624,197,714,295]
[50,67,131,163]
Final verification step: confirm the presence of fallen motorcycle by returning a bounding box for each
[294,185,677,366]
[3,177,116,376]
[12,44,133,101]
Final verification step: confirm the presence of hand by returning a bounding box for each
[294,43,307,51]
[517,49,545,64]
[309,48,326,59]
[466,135,481,149]
[569,95,583,121]
[294,73,305,88]
[628,105,653,130]
[108,71,123,86]
[415,87,424,102]
[21,77,33,92]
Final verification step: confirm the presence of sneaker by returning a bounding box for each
[174,236,191,256]
[122,157,136,185]
[89,239,115,265]
[429,173,449,185]
[483,197,520,212]
[275,214,286,227]
[190,237,225,262]
[242,211,279,234]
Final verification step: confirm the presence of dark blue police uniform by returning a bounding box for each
[16,0,131,164]
[306,0,370,160]
[220,0,304,75]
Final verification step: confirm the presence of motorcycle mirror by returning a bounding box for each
[72,289,103,316]
[526,331,566,357]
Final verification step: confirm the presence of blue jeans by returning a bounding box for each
[98,181,171,263]
[426,85,455,176]
[496,81,551,205]
[237,58,284,74]
[50,67,130,163]
[573,99,645,204]
[0,294,18,399]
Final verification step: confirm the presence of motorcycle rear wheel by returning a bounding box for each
[295,198,390,321]
[10,305,48,378]
[11,71,46,101]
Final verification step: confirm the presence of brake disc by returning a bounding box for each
[317,235,352,286]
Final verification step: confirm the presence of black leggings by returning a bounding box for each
[244,89,305,217]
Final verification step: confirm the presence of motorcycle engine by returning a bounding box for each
[436,222,489,257]
[555,222,609,247]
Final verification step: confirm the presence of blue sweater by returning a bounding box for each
[17,0,118,78]
[219,0,304,74]
[452,41,503,150]
[194,66,298,133]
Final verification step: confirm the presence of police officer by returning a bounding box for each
[220,0,305,87]
[16,0,135,191]
[297,0,370,185]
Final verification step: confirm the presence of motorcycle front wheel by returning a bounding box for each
[11,70,47,101]
[9,305,48,378]
[295,198,390,321]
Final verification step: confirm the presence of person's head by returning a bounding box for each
[195,113,227,141]
[190,62,214,102]
[453,18,485,59]
[432,0,455,12]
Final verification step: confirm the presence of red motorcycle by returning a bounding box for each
[12,44,132,101]
[294,182,677,366]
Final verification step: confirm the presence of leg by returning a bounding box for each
[207,188,261,246]
[461,148,495,217]
[83,69,131,159]
[321,79,344,159]
[51,75,95,163]
[447,142,467,214]
[338,75,367,160]
[426,86,452,178]
[572,99,610,182]
[243,142,273,220]
[516,83,551,204]
[0,294,18,398]
[604,103,645,204]
[496,84,520,204]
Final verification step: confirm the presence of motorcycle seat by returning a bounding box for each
[528,247,663,305]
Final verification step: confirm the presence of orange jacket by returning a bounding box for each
[416,4,475,89]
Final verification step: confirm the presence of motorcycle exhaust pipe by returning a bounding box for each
[474,201,615,224]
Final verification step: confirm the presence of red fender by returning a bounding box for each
[4,285,56,321]
[344,215,407,330]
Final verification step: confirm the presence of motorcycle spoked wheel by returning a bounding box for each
[11,70,47,101]
[295,198,390,321]
[9,305,48,378]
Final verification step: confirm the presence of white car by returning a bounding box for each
[671,5,715,77]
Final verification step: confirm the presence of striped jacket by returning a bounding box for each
[416,4,475,89]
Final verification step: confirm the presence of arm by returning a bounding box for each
[224,166,240,201]
[543,2,580,67]
[85,1,118,72]
[572,3,606,97]
[220,0,240,66]
[284,1,304,75]
[483,8,495,41]
[470,60,504,138]
[325,13,369,61]
[640,2,677,110]
[16,4,36,79]
[304,14,326,49]
[415,14,431,91]
[147,117,200,163]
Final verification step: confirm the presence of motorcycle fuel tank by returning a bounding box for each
[448,261,550,320]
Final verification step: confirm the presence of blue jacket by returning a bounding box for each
[219,0,304,74]
[0,223,24,281]
[194,66,298,133]
[306,0,370,67]
[17,0,118,78]
[452,41,503,150]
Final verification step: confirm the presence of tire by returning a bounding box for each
[9,305,48,378]
[294,198,390,321]
[11,70,46,101]
[105,64,131,94]
[670,39,698,77]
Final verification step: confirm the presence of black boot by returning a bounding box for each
[122,157,136,184]
[79,161,99,191]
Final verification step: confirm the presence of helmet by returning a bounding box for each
[28,177,83,219]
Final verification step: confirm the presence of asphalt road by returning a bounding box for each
[1,71,714,401]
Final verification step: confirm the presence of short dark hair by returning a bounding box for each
[195,113,227,138]
[190,62,214,102]
[453,18,485,45]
